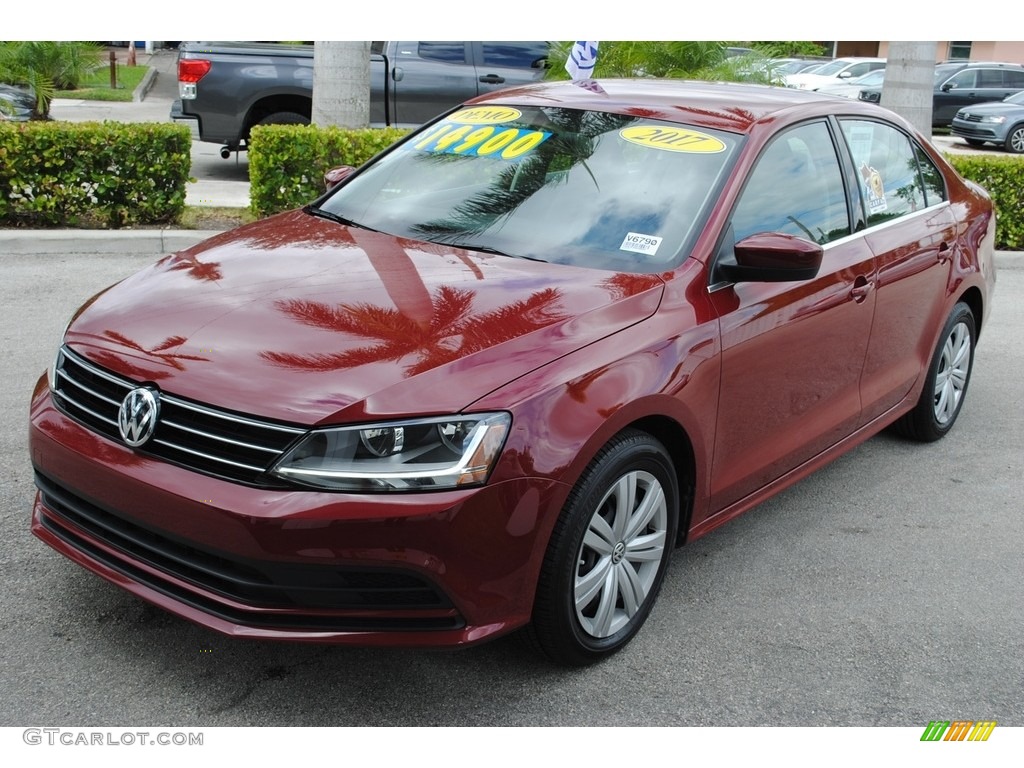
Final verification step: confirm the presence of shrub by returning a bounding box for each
[947,153,1024,251]
[248,124,408,217]
[0,121,191,227]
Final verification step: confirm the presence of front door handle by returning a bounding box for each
[851,276,874,303]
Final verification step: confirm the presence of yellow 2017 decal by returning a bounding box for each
[410,121,552,159]
[447,107,523,124]
[620,125,726,153]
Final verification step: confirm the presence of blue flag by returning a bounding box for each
[565,41,599,80]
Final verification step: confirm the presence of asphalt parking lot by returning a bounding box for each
[1,244,1021,728]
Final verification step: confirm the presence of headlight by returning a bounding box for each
[980,115,1007,124]
[271,412,511,492]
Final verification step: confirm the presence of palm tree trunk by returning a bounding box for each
[312,41,371,128]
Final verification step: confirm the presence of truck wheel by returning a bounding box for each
[257,112,309,128]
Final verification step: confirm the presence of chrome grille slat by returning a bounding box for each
[53,388,120,428]
[56,369,125,407]
[52,346,307,485]
[160,418,285,454]
[150,438,269,472]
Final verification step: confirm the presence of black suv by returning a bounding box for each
[858,60,1024,127]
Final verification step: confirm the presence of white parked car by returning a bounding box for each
[786,57,886,91]
[817,69,885,99]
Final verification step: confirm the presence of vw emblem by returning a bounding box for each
[118,387,160,447]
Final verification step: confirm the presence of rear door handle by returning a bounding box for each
[479,74,505,84]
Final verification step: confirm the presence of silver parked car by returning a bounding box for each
[0,83,35,121]
[950,90,1024,153]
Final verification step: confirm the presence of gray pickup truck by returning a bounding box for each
[170,41,551,156]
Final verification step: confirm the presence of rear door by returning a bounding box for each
[837,118,956,422]
[473,42,549,96]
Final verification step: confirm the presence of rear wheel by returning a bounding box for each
[525,430,678,666]
[894,302,976,442]
[1006,124,1024,154]
[256,111,309,128]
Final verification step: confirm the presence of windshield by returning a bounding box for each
[812,60,850,77]
[853,69,885,86]
[1007,90,1024,105]
[317,105,739,273]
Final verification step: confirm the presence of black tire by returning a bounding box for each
[894,302,976,442]
[525,430,678,666]
[963,138,986,147]
[1005,124,1024,154]
[256,111,309,128]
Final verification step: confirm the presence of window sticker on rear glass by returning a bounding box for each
[447,107,523,124]
[860,163,888,214]
[619,125,726,153]
[620,232,663,255]
[410,115,552,160]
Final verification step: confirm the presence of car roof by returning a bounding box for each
[467,78,898,135]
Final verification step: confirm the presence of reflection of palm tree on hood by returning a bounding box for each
[411,108,634,242]
[261,286,566,377]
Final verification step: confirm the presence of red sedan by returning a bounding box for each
[29,80,996,666]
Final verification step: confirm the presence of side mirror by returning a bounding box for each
[324,165,356,191]
[941,82,954,92]
[718,232,824,283]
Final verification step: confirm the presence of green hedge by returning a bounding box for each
[248,124,408,217]
[946,154,1024,251]
[0,121,191,227]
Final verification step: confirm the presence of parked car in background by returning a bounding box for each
[771,57,830,76]
[0,83,34,121]
[785,57,885,90]
[859,60,1024,127]
[817,68,885,99]
[951,89,1024,152]
[31,79,995,667]
[172,41,551,156]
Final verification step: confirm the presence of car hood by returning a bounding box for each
[956,100,1024,117]
[65,210,666,425]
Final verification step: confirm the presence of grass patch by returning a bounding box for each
[63,65,150,102]
[178,206,256,230]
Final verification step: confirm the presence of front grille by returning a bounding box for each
[35,471,462,631]
[51,346,306,485]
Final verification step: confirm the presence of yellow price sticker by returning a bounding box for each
[620,125,726,153]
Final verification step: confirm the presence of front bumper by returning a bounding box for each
[950,117,1006,143]
[29,378,564,647]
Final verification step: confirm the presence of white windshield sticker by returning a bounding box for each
[620,232,663,255]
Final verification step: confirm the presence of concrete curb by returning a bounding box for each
[0,229,225,255]
[133,64,159,103]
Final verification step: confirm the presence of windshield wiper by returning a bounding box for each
[305,206,379,232]
[447,242,547,263]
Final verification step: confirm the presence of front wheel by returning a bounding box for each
[525,430,678,666]
[1005,124,1024,154]
[894,302,976,442]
